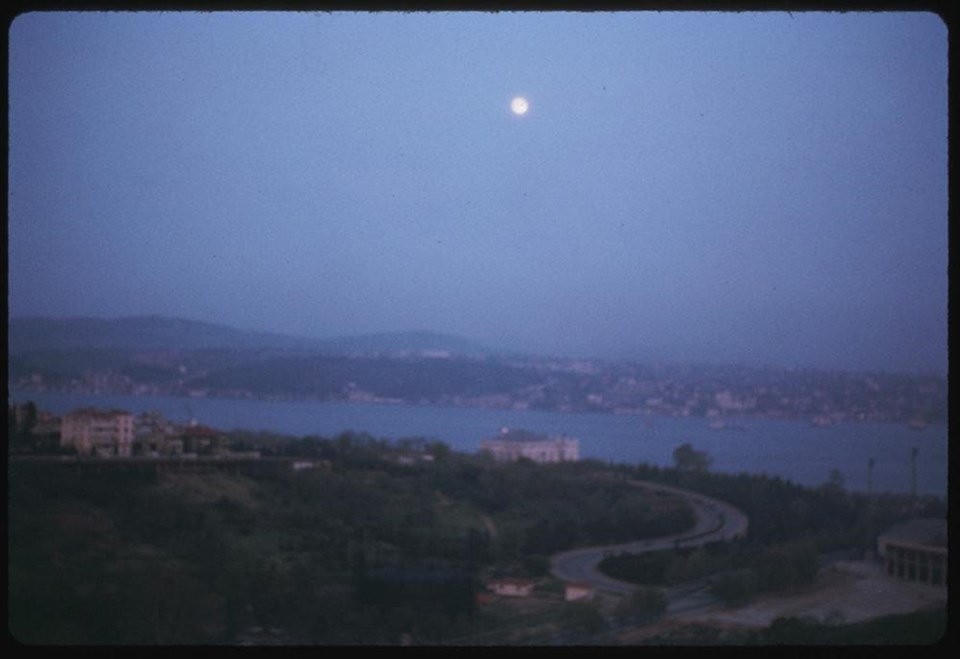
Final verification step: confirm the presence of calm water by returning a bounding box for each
[10,390,948,498]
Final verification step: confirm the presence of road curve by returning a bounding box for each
[550,480,748,595]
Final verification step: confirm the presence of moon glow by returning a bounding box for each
[510,96,529,115]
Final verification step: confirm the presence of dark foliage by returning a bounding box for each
[7,438,692,644]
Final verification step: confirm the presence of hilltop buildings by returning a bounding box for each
[133,410,184,456]
[9,404,232,459]
[479,427,579,464]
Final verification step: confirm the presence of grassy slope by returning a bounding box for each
[8,454,694,645]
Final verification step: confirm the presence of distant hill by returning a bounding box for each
[316,330,490,356]
[7,316,493,357]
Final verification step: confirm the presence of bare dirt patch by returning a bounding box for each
[671,560,947,629]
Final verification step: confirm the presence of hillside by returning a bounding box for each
[7,315,492,356]
[8,436,945,645]
[7,441,694,645]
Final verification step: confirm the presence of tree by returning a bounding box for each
[23,401,38,433]
[673,443,712,473]
[820,468,845,497]
[560,601,607,639]
[614,586,667,623]
[9,402,39,454]
[755,541,818,592]
[426,440,451,461]
[709,568,759,605]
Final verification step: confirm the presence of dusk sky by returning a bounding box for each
[8,11,948,374]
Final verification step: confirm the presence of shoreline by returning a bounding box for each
[7,386,945,429]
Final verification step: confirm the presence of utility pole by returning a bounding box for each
[865,457,876,560]
[910,447,919,499]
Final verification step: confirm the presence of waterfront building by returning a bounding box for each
[479,427,579,464]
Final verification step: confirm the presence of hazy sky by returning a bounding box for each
[8,11,948,373]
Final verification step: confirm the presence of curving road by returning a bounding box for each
[550,480,749,596]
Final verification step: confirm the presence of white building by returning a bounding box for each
[877,518,947,588]
[479,427,579,464]
[564,582,595,602]
[60,408,135,457]
[486,577,536,597]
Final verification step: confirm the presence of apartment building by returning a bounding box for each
[60,408,135,457]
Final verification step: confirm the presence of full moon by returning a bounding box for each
[510,96,529,115]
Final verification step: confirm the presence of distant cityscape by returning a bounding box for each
[11,351,944,428]
[8,316,945,429]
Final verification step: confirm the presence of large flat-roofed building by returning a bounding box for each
[877,518,947,587]
[60,408,135,457]
[479,427,579,464]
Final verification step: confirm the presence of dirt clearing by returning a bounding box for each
[671,560,946,629]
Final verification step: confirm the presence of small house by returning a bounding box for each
[564,582,594,602]
[486,577,535,598]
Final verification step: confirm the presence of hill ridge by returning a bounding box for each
[7,315,492,356]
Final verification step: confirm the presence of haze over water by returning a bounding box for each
[7,11,948,375]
